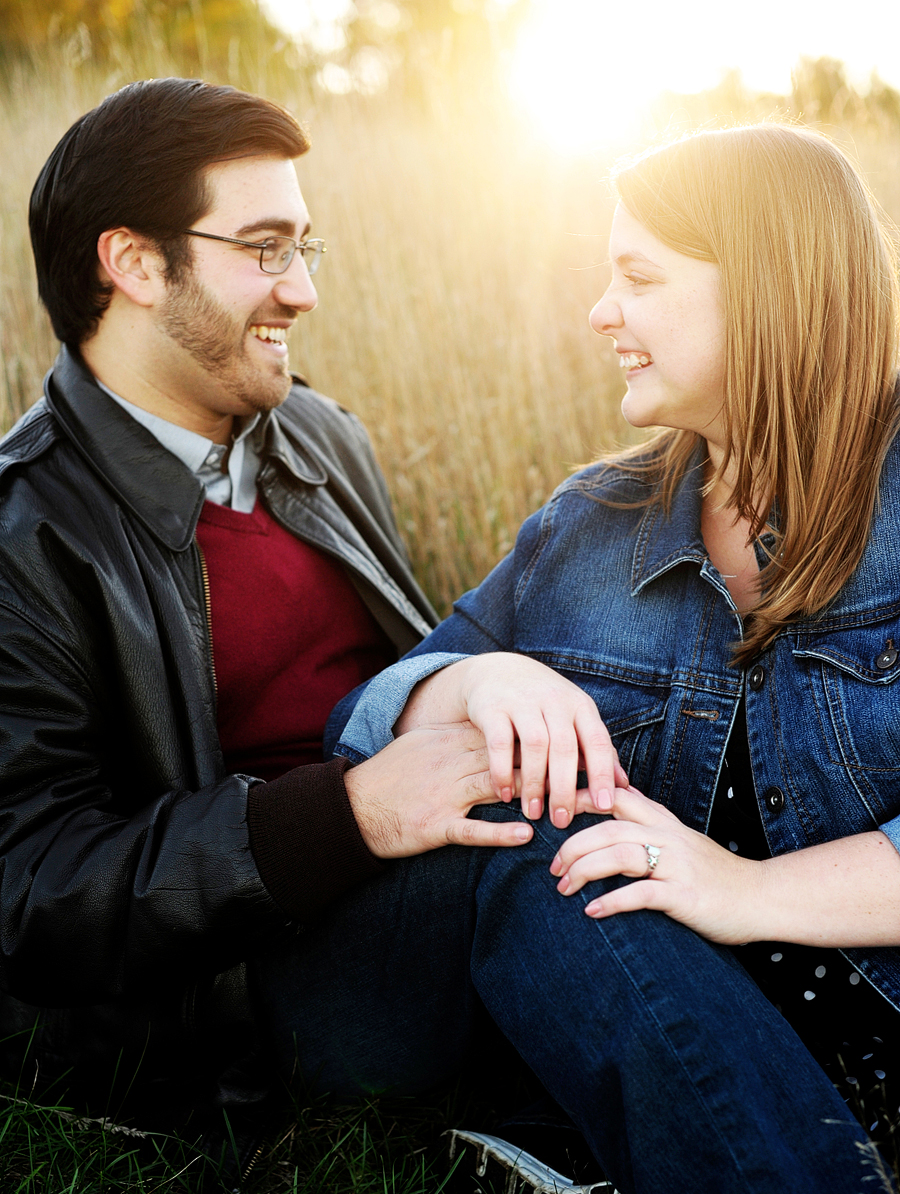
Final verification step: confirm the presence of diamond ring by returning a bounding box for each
[642,843,661,878]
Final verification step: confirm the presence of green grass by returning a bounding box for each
[5,1077,900,1194]
[0,1017,544,1192]
[0,1080,472,1193]
[0,1086,193,1192]
[0,1058,534,1194]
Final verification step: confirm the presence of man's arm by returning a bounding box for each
[0,602,287,1005]
[0,602,535,1007]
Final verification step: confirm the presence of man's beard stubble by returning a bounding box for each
[158,272,294,413]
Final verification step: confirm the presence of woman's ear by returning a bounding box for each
[96,228,167,308]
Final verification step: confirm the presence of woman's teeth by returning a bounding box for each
[620,352,652,370]
[250,325,287,343]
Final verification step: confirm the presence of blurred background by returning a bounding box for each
[2,0,900,614]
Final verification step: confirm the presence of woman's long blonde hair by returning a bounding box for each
[611,124,900,664]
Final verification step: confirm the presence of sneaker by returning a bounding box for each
[447,1128,619,1193]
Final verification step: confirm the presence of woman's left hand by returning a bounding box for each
[550,785,766,945]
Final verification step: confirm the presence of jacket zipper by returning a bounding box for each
[240,1138,267,1184]
[196,543,217,697]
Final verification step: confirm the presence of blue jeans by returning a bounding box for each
[249,809,879,1194]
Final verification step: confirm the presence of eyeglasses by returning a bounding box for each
[182,229,326,275]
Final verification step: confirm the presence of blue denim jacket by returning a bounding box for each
[332,439,900,1009]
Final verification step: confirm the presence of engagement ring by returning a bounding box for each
[642,843,661,878]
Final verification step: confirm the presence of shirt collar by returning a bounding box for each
[96,381,261,474]
[44,346,326,551]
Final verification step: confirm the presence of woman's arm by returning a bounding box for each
[550,785,900,948]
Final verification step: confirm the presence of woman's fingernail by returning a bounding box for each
[529,798,542,819]
[501,786,513,803]
[553,807,570,829]
[557,874,570,894]
[585,899,602,916]
[549,853,562,875]
[514,824,532,841]
[597,788,612,811]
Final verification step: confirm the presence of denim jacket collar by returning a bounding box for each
[630,454,708,596]
[629,433,900,630]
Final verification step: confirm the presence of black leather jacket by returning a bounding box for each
[0,346,435,1121]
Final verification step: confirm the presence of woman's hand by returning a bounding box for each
[394,653,627,828]
[552,786,900,948]
[550,785,766,946]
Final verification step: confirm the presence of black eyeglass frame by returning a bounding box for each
[182,229,326,275]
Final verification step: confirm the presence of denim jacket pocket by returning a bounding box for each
[793,621,900,820]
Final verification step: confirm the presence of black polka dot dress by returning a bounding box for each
[708,700,900,1150]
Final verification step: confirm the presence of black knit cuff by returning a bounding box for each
[247,758,384,921]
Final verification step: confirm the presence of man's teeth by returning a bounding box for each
[250,325,287,343]
[620,352,652,369]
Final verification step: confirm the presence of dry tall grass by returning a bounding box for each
[3,46,900,613]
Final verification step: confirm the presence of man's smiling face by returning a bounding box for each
[154,154,318,422]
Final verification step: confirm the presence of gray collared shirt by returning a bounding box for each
[98,382,262,513]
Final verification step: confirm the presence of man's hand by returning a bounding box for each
[344,723,541,859]
[394,654,627,829]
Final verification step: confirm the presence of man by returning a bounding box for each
[0,76,548,1157]
[0,78,874,1194]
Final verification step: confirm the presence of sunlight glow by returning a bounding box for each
[260,0,355,42]
[261,0,900,142]
[507,0,726,154]
[506,0,900,155]
[508,3,637,153]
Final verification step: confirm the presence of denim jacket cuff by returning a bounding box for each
[334,652,470,760]
[878,814,900,857]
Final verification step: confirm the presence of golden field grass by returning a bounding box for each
[3,45,900,617]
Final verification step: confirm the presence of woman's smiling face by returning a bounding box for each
[590,204,727,447]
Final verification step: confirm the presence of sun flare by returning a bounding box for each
[506,0,727,154]
[507,2,640,154]
[506,0,900,156]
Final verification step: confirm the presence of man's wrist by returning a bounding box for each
[247,758,385,919]
[344,760,402,858]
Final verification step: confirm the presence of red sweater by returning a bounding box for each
[195,498,396,917]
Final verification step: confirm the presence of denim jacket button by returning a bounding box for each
[876,646,898,670]
[764,786,785,814]
[748,665,766,691]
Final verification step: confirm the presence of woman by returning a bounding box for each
[331,124,900,1189]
